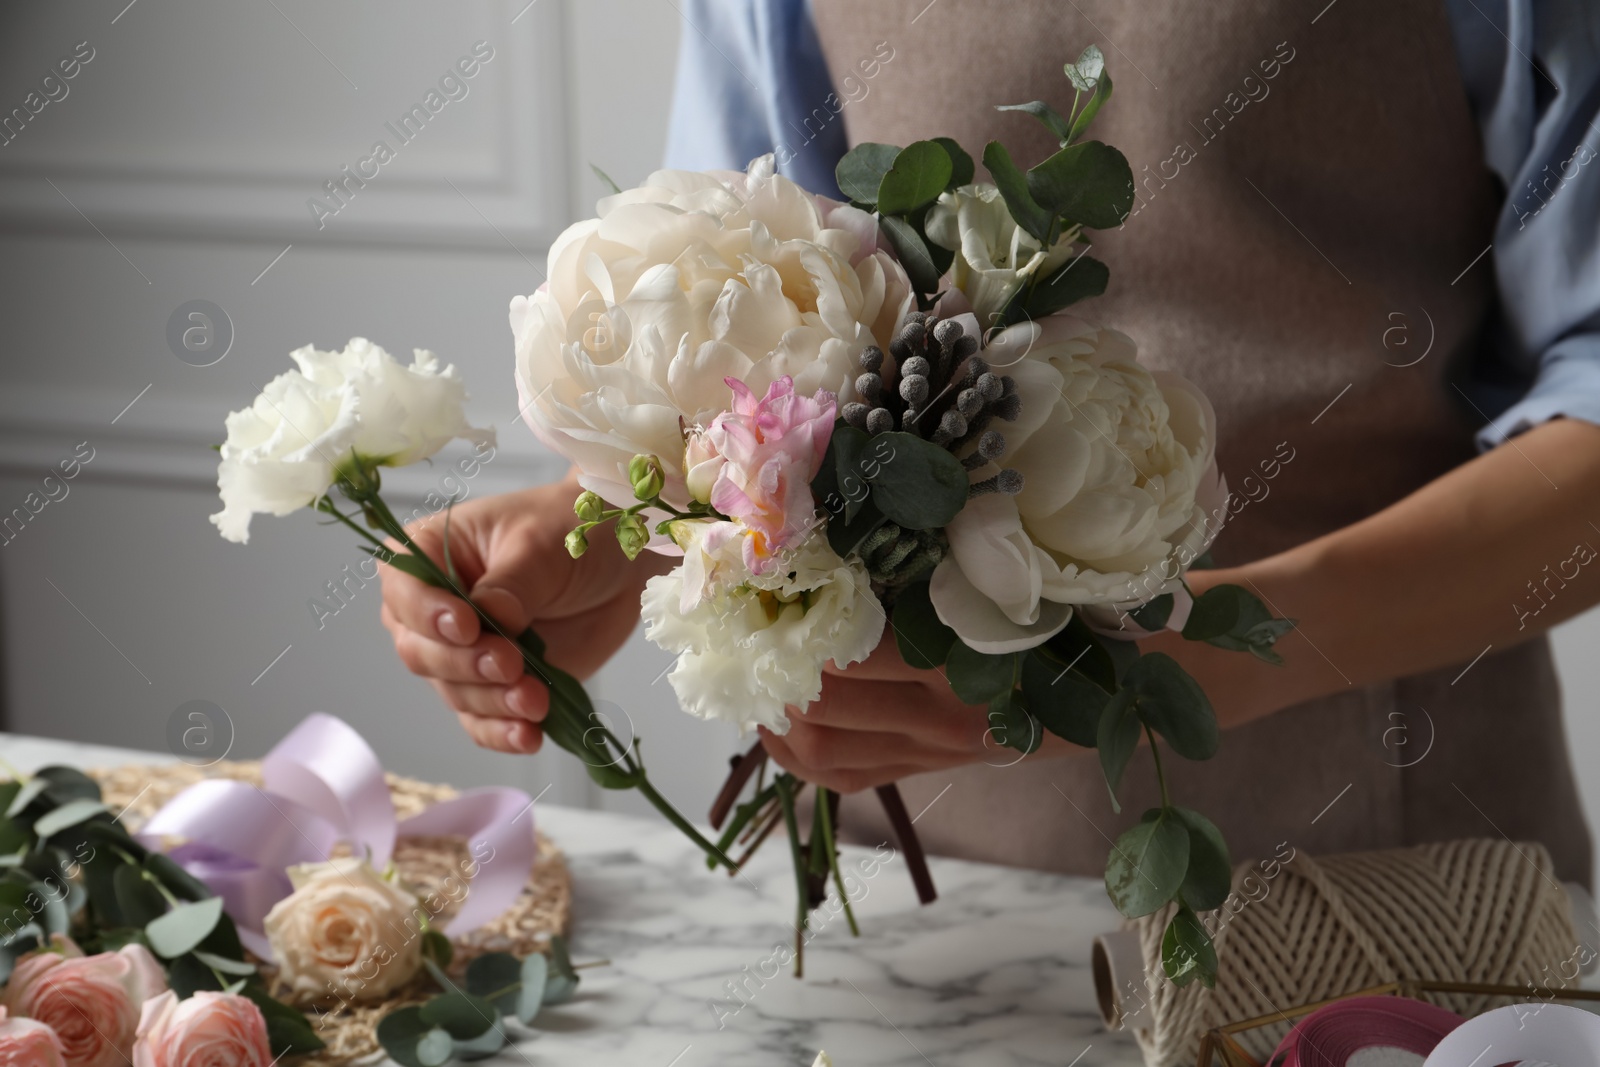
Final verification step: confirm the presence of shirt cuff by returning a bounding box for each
[1475,333,1600,450]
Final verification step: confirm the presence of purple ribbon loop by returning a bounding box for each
[136,712,537,957]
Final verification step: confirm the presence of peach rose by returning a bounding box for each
[1,938,166,1067]
[0,1005,66,1067]
[132,991,271,1067]
[263,857,423,1003]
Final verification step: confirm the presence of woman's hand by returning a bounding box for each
[759,631,1078,793]
[379,471,669,755]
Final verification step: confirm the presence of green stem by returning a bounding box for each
[773,774,808,978]
[815,787,860,937]
[1145,723,1171,810]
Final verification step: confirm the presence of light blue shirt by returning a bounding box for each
[665,0,1600,451]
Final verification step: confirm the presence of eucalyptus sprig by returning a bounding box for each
[376,935,589,1066]
[0,767,324,1057]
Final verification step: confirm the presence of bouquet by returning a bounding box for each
[198,46,1291,992]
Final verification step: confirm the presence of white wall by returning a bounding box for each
[0,0,1596,867]
[0,0,742,822]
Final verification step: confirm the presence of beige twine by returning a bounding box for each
[88,761,572,1066]
[1123,838,1577,1067]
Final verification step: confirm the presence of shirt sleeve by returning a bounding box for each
[1446,0,1600,448]
[663,0,848,197]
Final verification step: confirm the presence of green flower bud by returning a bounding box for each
[564,527,589,558]
[615,513,650,560]
[628,453,665,501]
[573,490,605,522]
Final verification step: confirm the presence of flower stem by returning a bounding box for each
[816,787,859,937]
[773,774,808,978]
[1145,723,1171,810]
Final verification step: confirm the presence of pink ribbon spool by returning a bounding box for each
[1270,996,1465,1067]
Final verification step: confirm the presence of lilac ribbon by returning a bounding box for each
[138,712,537,958]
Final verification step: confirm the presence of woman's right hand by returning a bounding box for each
[379,471,668,755]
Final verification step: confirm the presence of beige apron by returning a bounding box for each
[810,0,1592,884]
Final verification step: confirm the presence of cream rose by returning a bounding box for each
[262,857,424,1003]
[642,527,884,733]
[930,316,1225,653]
[0,1005,65,1067]
[210,338,494,543]
[512,154,913,511]
[925,183,1081,330]
[1,938,167,1067]
[133,991,272,1067]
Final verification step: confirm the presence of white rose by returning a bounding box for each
[925,183,1080,330]
[641,526,883,733]
[512,154,913,510]
[930,317,1226,653]
[263,857,425,1004]
[210,338,494,543]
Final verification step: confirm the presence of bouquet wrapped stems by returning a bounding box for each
[317,469,737,873]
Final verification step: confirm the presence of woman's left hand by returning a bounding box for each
[758,632,1077,793]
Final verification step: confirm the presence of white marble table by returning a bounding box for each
[1,733,1144,1067]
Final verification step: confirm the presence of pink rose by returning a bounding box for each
[0,1005,66,1067]
[704,375,836,575]
[2,940,167,1067]
[132,991,272,1067]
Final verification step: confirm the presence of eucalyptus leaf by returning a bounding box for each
[145,896,224,959]
[29,880,69,936]
[982,141,1053,243]
[6,778,49,819]
[995,100,1072,143]
[114,864,169,927]
[32,800,109,840]
[378,1008,453,1067]
[931,137,974,188]
[1020,650,1106,747]
[1127,593,1174,632]
[193,949,258,976]
[878,214,944,295]
[1171,806,1232,912]
[836,142,902,205]
[465,951,520,1009]
[244,983,325,1056]
[1022,253,1108,318]
[145,852,210,903]
[1067,72,1113,143]
[946,643,1018,705]
[1125,653,1218,761]
[1095,689,1140,807]
[1161,902,1218,988]
[865,431,968,530]
[455,1022,510,1059]
[166,952,224,997]
[517,953,550,1023]
[877,140,953,215]
[420,990,500,1040]
[1025,140,1134,229]
[987,689,1042,755]
[1105,811,1189,918]
[1067,44,1106,91]
[422,928,453,968]
[1181,584,1254,640]
[543,935,580,1005]
[891,581,958,670]
[36,766,102,805]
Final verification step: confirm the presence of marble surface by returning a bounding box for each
[1,733,1144,1066]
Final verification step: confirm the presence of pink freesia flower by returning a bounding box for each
[704,376,836,575]
[2,938,167,1067]
[133,991,272,1067]
[0,1005,66,1067]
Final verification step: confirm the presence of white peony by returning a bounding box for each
[210,338,494,543]
[512,155,913,510]
[925,183,1080,330]
[263,857,424,1004]
[930,316,1225,653]
[641,526,883,734]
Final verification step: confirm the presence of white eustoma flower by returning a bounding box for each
[512,155,913,511]
[641,526,883,734]
[925,183,1080,330]
[930,316,1225,653]
[210,338,493,543]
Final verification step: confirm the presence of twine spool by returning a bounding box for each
[1092,838,1580,1067]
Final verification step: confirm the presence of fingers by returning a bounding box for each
[380,554,483,647]
[428,677,550,722]
[388,608,526,685]
[797,674,985,752]
[760,730,931,794]
[455,712,544,755]
[822,628,939,682]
